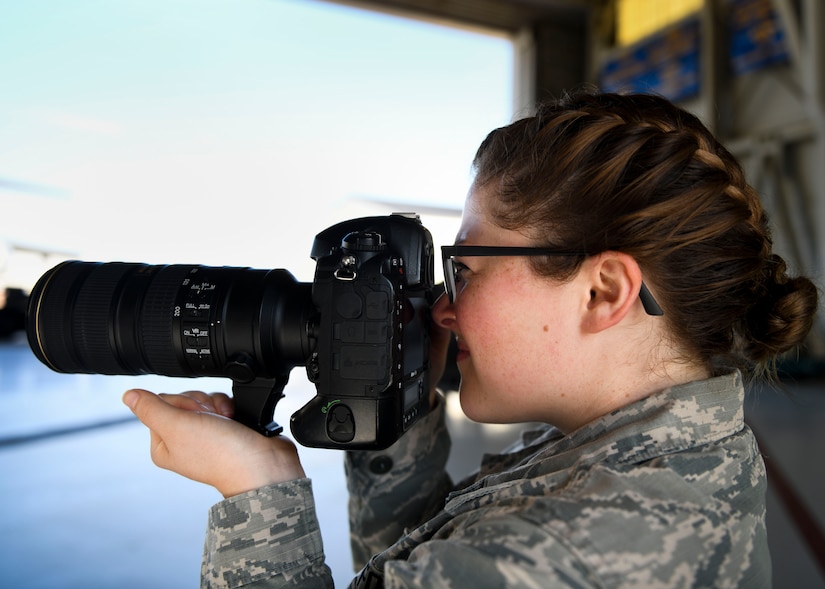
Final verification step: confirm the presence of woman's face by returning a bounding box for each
[433,183,590,429]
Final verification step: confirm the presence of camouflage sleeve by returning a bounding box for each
[345,392,453,570]
[201,478,334,589]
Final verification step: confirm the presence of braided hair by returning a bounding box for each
[472,89,819,377]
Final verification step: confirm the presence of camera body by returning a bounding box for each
[296,213,434,448]
[26,213,435,450]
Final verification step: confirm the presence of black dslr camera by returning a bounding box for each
[26,213,435,450]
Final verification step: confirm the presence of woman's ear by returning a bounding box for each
[581,252,643,333]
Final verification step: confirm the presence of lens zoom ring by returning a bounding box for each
[140,266,193,376]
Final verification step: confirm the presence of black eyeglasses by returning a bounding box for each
[441,245,663,316]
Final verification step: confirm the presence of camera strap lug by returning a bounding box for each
[333,268,357,281]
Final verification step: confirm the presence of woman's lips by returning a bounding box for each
[455,341,469,362]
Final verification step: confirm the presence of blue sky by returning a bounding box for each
[0,0,513,281]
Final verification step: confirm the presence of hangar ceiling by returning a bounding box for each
[325,0,600,33]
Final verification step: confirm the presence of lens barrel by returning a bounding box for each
[27,261,314,381]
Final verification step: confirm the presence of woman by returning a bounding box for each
[123,90,819,588]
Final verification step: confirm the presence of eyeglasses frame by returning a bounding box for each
[441,245,663,316]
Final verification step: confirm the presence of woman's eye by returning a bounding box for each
[453,261,469,283]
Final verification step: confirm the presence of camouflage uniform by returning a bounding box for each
[202,372,770,588]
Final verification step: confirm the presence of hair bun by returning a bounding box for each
[744,255,820,364]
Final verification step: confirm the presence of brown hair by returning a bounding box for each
[473,89,819,377]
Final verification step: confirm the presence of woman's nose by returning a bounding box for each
[431,291,455,328]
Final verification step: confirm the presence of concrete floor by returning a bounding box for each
[1,334,823,588]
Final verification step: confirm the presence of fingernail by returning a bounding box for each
[123,390,139,410]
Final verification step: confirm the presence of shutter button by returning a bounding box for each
[326,403,355,443]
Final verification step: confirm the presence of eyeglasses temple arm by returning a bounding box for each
[639,282,664,316]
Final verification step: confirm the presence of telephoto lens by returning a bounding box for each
[27,261,314,381]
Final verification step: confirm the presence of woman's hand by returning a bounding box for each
[123,389,305,498]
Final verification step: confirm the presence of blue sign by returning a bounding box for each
[599,17,700,103]
[728,0,789,75]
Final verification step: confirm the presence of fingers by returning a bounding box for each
[159,392,210,413]
[175,390,234,418]
[210,392,234,417]
[123,389,234,418]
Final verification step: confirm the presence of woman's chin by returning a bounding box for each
[457,386,497,424]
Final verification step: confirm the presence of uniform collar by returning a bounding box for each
[448,372,746,506]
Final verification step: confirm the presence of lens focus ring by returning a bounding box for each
[72,263,136,374]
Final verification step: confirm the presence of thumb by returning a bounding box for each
[123,388,177,431]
